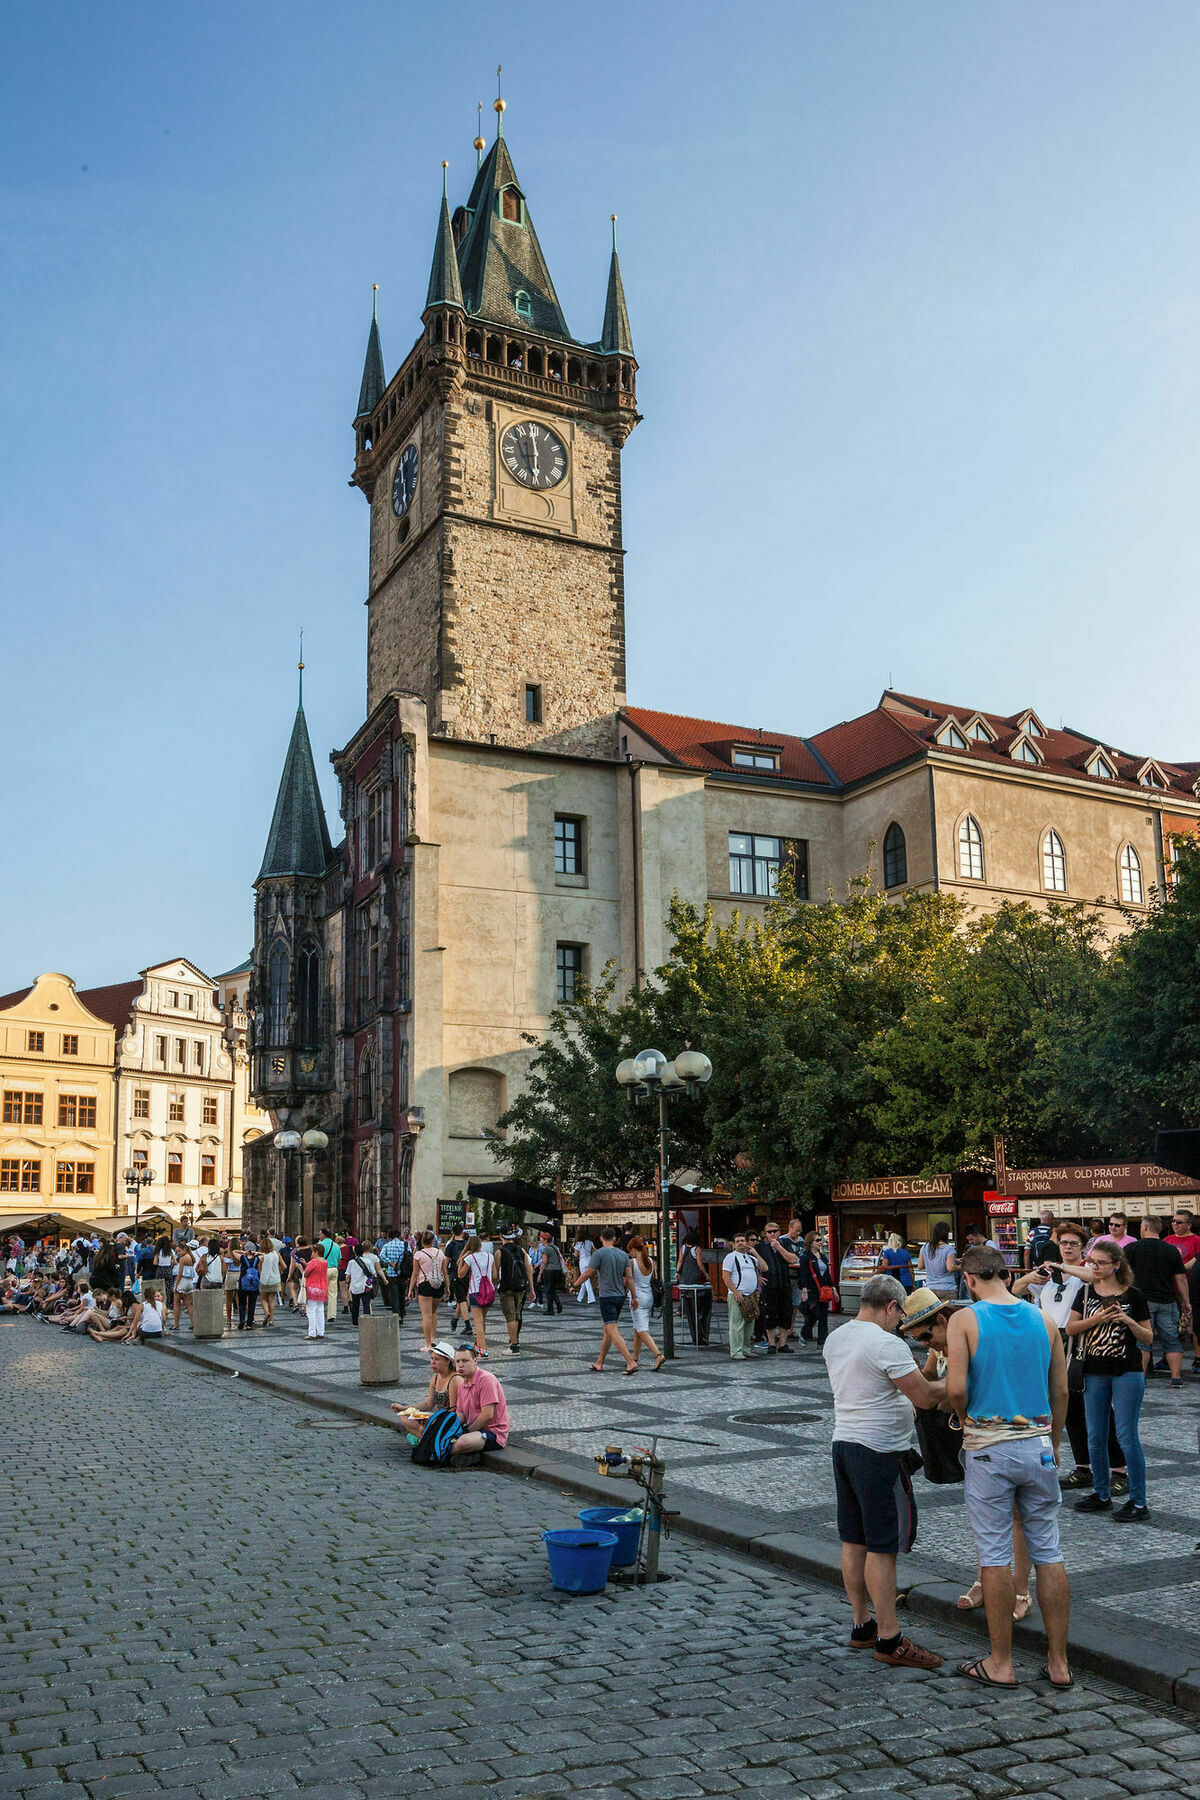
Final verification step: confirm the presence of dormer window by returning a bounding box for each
[936,722,969,750]
[731,746,781,772]
[965,716,996,743]
[1137,761,1166,789]
[1012,737,1041,765]
[514,290,531,321]
[500,186,525,225]
[451,206,473,248]
[1016,710,1046,738]
[1087,751,1116,780]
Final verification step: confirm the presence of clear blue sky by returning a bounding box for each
[5,1,1200,987]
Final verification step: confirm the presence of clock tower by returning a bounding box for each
[350,106,639,758]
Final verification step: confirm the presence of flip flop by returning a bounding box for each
[955,1657,1019,1688]
[1041,1664,1075,1689]
[1013,1592,1033,1622]
[588,1363,605,1372]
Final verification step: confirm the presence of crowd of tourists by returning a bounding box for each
[822,1205,1200,1685]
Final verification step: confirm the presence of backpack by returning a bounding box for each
[410,1407,463,1468]
[239,1259,260,1293]
[500,1243,526,1294]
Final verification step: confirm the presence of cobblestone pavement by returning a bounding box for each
[4,1318,1200,1800]
[165,1294,1200,1662]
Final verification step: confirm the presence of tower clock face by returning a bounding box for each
[391,443,419,518]
[501,420,567,490]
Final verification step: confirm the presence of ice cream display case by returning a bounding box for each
[838,1238,885,1313]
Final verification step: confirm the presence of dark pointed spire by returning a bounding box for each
[601,215,634,356]
[456,131,570,339]
[256,691,333,883]
[425,163,465,312]
[356,286,385,419]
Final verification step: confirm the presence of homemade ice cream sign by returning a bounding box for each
[831,1175,952,1200]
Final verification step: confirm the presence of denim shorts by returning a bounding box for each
[963,1437,1063,1568]
[599,1297,624,1324]
[1148,1300,1182,1354]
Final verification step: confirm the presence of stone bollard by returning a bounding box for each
[191,1287,226,1340]
[358,1311,401,1386]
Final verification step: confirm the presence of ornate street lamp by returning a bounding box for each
[273,1128,329,1241]
[122,1165,156,1239]
[615,1048,712,1359]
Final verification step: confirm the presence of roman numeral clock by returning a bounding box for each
[492,404,577,532]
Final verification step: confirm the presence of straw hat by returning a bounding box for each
[898,1287,952,1333]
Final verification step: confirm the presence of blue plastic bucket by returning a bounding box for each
[542,1528,618,1593]
[576,1507,641,1568]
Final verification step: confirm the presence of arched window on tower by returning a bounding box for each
[296,942,320,1050]
[1042,830,1067,893]
[267,944,289,1046]
[358,1044,376,1123]
[957,816,985,882]
[883,823,907,890]
[1119,844,1144,906]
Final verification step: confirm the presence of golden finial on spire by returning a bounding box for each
[371,282,378,320]
[441,158,449,198]
[298,629,305,706]
[475,99,485,163]
[494,63,505,135]
[611,213,618,249]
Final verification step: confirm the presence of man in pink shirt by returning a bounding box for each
[452,1343,510,1454]
[303,1248,329,1339]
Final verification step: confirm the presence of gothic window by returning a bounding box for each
[1119,844,1144,906]
[361,782,386,873]
[396,878,412,1008]
[883,823,908,890]
[357,1046,375,1123]
[958,816,985,881]
[1042,829,1067,893]
[396,1034,409,1109]
[448,1068,503,1139]
[297,942,320,1050]
[267,944,289,1045]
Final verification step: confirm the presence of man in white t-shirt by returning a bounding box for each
[822,1273,945,1669]
[721,1234,766,1361]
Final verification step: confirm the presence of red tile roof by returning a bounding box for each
[76,981,141,1031]
[622,708,831,785]
[622,692,1199,800]
[0,987,31,1012]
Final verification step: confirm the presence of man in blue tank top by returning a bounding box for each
[947,1246,1070,1689]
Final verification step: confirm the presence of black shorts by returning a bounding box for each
[832,1442,917,1556]
[599,1297,624,1324]
[416,1282,445,1299]
[761,1287,793,1330]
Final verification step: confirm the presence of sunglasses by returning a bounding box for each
[908,1327,934,1344]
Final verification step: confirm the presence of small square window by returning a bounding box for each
[731,747,781,772]
[169,1095,185,1123]
[133,1088,150,1119]
[555,943,584,1005]
[525,683,542,724]
[27,1031,44,1053]
[202,1095,218,1125]
[62,1034,79,1056]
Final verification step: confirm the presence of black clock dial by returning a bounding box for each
[391,443,419,518]
[501,420,567,490]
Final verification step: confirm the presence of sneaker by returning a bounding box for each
[778,1344,794,1354]
[1172,1378,1184,1390]
[766,1345,778,1355]
[1059,1468,1093,1490]
[1074,1493,1112,1513]
[1154,1357,1169,1371]
[508,1345,520,1355]
[873,1634,944,1670]
[1111,1472,1129,1496]
[1113,1500,1150,1523]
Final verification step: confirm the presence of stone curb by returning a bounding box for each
[149,1334,1194,1709]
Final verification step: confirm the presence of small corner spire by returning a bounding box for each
[601,217,634,357]
[494,64,505,138]
[425,166,465,312]
[356,285,386,418]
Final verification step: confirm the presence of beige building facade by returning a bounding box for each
[0,974,118,1217]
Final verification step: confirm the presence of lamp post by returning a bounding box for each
[615,1047,712,1360]
[273,1128,329,1242]
[122,1165,156,1239]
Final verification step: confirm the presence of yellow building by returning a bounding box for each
[0,973,129,1217]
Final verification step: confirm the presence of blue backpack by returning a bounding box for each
[410,1407,463,1468]
[239,1259,260,1293]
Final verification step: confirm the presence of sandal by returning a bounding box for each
[956,1582,984,1610]
[1040,1664,1074,1689]
[652,1355,666,1371]
[588,1362,605,1372]
[955,1657,1018,1688]
[624,1364,639,1375]
[1013,1592,1032,1623]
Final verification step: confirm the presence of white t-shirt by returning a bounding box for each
[823,1319,918,1452]
[722,1252,760,1295]
[139,1297,165,1334]
[1035,1269,1084,1330]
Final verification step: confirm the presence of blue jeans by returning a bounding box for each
[1084,1371,1146,1506]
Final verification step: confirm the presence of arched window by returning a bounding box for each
[1042,830,1067,893]
[357,1046,375,1123]
[267,944,289,1045]
[514,290,531,320]
[957,816,984,881]
[296,942,320,1050]
[883,822,907,890]
[1119,844,1144,906]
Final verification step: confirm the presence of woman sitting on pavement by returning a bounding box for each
[87,1292,134,1343]
[450,1341,510,1459]
[390,1340,463,1431]
[124,1283,167,1344]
